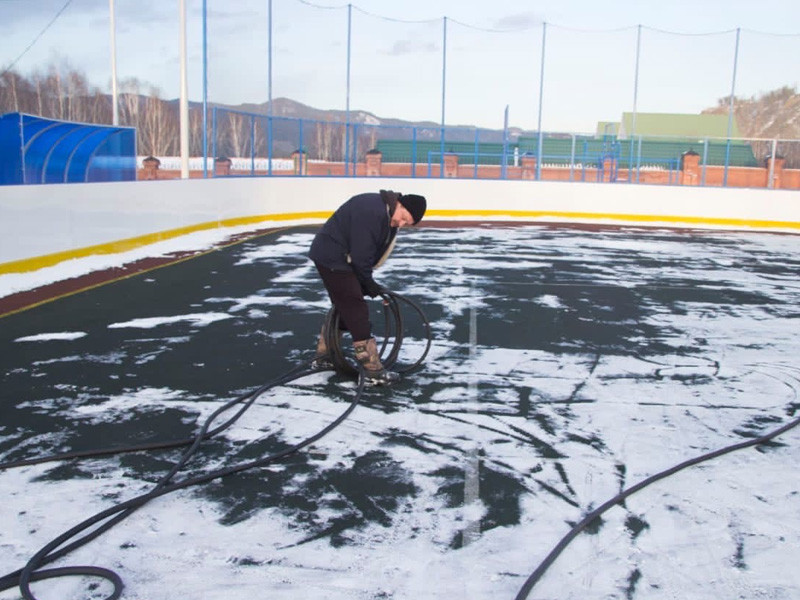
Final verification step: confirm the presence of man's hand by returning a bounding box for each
[362,279,386,298]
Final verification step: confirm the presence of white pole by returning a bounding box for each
[109,0,118,125]
[179,0,190,179]
[768,138,778,189]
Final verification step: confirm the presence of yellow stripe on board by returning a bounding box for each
[0,212,332,276]
[427,209,800,231]
[0,226,297,319]
[2,208,799,277]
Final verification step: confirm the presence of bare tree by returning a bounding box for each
[34,74,44,116]
[189,106,211,157]
[353,127,378,161]
[253,117,266,158]
[89,89,110,125]
[140,86,177,156]
[0,71,25,113]
[118,77,143,133]
[226,112,248,157]
[1,69,44,115]
[315,120,345,161]
[65,68,90,122]
[26,68,52,117]
[315,121,329,160]
[49,64,65,119]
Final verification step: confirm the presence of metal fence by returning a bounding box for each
[229,4,800,136]
[206,4,800,143]
[208,105,800,189]
[196,2,800,188]
[4,1,800,188]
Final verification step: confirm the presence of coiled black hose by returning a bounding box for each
[323,289,431,377]
[0,289,430,600]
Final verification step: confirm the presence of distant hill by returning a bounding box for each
[223,97,527,143]
[235,97,436,127]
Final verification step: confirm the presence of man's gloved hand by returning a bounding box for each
[362,279,386,298]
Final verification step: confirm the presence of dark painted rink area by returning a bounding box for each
[1,224,799,600]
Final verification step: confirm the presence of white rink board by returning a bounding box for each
[1,177,799,267]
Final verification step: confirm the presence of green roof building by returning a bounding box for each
[613,112,741,140]
[373,113,757,173]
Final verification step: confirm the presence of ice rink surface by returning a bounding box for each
[1,224,799,600]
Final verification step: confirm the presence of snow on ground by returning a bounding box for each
[1,224,799,600]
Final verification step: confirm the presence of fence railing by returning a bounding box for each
[192,107,800,190]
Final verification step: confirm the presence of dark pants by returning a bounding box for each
[314,263,371,341]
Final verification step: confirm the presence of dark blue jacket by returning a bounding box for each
[309,191,398,288]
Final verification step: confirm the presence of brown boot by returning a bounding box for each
[312,325,335,370]
[353,338,400,385]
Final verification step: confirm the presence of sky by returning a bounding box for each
[2,0,800,132]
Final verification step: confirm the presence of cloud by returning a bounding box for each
[205,6,265,35]
[384,38,439,56]
[114,0,175,28]
[0,0,61,34]
[0,0,165,39]
[0,0,64,23]
[492,12,543,31]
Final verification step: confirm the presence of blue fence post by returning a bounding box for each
[637,136,644,183]
[501,106,509,180]
[250,116,255,174]
[439,126,446,179]
[474,128,480,179]
[628,138,635,183]
[536,22,547,182]
[536,131,544,181]
[211,107,218,176]
[267,116,273,176]
[411,127,417,178]
[351,123,358,176]
[345,3,352,176]
[701,138,708,186]
[440,16,447,179]
[299,119,304,174]
[581,139,588,182]
[629,24,641,184]
[767,138,778,189]
[267,0,273,176]
[569,134,576,182]
[724,27,741,188]
[723,138,733,187]
[201,0,209,178]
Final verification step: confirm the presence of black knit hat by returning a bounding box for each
[400,194,427,224]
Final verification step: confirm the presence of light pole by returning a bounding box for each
[109,0,118,125]
[179,0,189,179]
